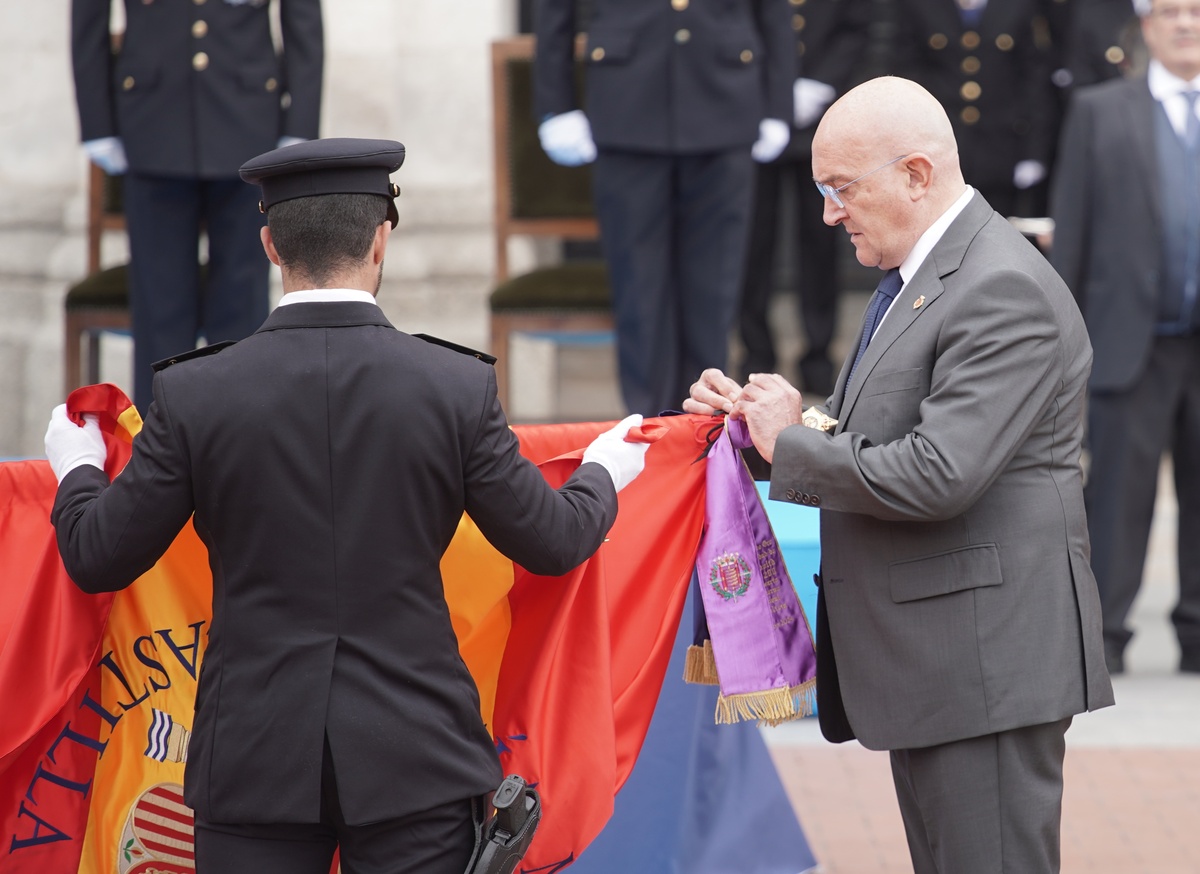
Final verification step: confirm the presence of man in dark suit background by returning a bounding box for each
[737,0,873,396]
[688,76,1113,874]
[532,0,794,416]
[1050,0,1200,675]
[885,0,1059,217]
[70,0,324,414]
[43,138,651,874]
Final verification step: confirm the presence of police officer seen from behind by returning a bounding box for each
[70,0,324,414]
[534,0,795,417]
[886,0,1059,218]
[44,138,651,874]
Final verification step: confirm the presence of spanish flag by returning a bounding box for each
[0,385,711,873]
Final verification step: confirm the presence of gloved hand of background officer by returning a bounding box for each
[582,413,650,492]
[751,118,791,163]
[44,404,106,483]
[83,137,128,175]
[538,110,597,166]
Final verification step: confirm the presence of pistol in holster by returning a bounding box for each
[464,774,542,874]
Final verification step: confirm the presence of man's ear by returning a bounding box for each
[260,225,282,267]
[904,153,936,199]
[371,221,392,266]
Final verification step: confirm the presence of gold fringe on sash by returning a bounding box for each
[683,639,720,685]
[714,678,817,727]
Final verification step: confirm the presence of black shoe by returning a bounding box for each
[1104,643,1125,676]
[1180,648,1200,674]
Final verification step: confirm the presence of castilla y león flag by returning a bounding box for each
[0,384,712,873]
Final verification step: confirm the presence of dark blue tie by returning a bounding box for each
[847,268,903,387]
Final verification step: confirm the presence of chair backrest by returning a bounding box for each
[490,36,598,282]
[85,163,126,274]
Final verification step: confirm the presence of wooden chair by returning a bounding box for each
[63,163,130,395]
[489,36,613,412]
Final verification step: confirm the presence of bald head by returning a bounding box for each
[815,77,962,196]
[811,77,969,270]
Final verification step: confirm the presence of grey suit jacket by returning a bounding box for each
[770,193,1114,751]
[1050,75,1164,391]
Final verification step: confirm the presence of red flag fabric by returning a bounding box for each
[1,385,713,872]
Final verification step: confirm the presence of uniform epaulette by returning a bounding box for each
[413,333,497,365]
[151,340,238,372]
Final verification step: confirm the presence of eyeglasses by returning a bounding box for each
[813,154,909,208]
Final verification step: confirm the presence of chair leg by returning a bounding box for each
[84,329,102,387]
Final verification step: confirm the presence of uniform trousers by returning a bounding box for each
[591,148,754,416]
[890,717,1071,874]
[1085,334,1200,662]
[122,172,270,413]
[193,736,477,874]
[738,154,840,395]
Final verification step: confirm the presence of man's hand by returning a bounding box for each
[794,78,836,129]
[1013,159,1047,190]
[683,368,743,416]
[44,404,106,482]
[582,413,650,492]
[751,118,791,163]
[83,137,128,175]
[732,373,804,464]
[538,110,598,166]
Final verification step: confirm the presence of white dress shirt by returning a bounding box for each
[276,289,378,307]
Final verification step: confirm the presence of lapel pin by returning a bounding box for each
[912,295,925,310]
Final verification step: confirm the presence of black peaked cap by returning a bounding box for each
[239,137,406,227]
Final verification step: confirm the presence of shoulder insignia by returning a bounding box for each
[151,340,237,372]
[413,333,497,365]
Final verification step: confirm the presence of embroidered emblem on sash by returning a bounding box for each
[709,552,752,601]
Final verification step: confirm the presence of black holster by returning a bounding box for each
[464,775,542,874]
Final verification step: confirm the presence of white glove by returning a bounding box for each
[1013,159,1047,190]
[83,137,128,175]
[277,135,307,149]
[793,78,836,128]
[538,110,598,166]
[44,404,106,482]
[751,118,791,163]
[582,413,650,493]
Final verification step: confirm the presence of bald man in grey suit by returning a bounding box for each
[688,77,1113,874]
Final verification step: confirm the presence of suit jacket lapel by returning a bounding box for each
[1125,77,1163,235]
[833,192,993,426]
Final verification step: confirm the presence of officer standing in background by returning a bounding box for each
[70,0,324,414]
[885,0,1059,218]
[533,0,795,417]
[737,0,873,397]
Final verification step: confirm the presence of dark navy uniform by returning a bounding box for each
[738,0,872,395]
[52,139,619,873]
[1061,0,1144,89]
[534,0,794,415]
[70,0,324,413]
[885,0,1058,217]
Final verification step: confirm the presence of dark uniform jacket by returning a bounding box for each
[782,0,872,159]
[533,0,794,154]
[71,0,324,178]
[886,0,1057,193]
[52,301,619,825]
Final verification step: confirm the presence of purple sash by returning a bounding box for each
[685,417,817,725]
